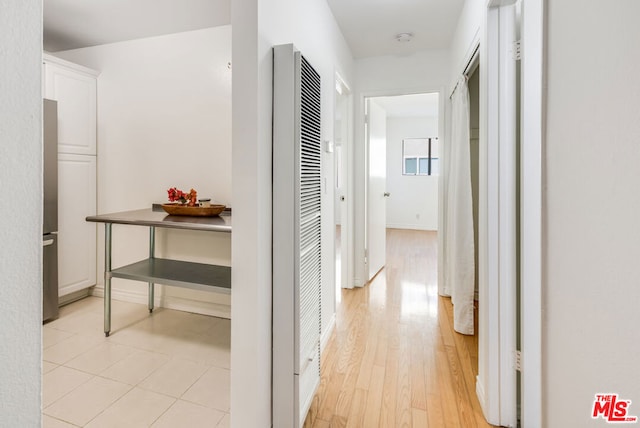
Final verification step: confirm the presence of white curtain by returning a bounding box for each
[442,76,475,335]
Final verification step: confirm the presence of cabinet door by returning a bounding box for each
[44,62,97,155]
[58,154,97,296]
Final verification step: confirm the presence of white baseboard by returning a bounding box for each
[386,223,437,231]
[60,281,97,298]
[476,368,501,426]
[161,295,230,319]
[476,375,488,419]
[320,314,336,354]
[91,284,231,319]
[59,287,92,306]
[91,284,149,305]
[475,376,501,426]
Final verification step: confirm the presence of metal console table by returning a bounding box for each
[87,206,232,336]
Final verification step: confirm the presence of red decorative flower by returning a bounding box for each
[167,187,198,206]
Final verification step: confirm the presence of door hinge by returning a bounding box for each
[515,350,522,371]
[364,114,369,125]
[364,248,368,264]
[512,40,522,61]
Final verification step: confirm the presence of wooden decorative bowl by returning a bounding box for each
[161,203,226,217]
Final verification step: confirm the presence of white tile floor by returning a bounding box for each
[43,297,230,427]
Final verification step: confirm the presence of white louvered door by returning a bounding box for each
[273,44,322,428]
[296,54,322,424]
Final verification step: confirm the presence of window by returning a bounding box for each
[403,137,439,176]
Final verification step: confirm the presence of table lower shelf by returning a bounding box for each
[110,258,231,294]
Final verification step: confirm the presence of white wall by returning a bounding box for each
[232,0,354,425]
[544,1,640,426]
[0,1,42,424]
[449,0,483,90]
[356,50,451,95]
[56,26,233,317]
[354,50,450,285]
[386,116,439,230]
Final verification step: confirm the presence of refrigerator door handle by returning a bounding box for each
[43,239,54,247]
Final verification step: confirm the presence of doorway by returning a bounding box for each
[309,90,492,427]
[363,92,441,284]
[360,87,483,416]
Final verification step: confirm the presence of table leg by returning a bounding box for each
[104,223,112,337]
[148,226,155,313]
[148,282,154,313]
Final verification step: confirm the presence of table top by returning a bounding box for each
[86,206,232,233]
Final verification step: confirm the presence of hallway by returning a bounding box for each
[305,229,492,427]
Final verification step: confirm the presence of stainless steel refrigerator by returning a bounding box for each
[43,99,59,322]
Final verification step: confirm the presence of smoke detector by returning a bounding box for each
[395,32,414,43]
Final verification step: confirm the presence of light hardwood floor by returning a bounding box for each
[304,229,494,427]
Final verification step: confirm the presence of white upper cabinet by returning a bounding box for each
[43,54,99,296]
[43,54,99,155]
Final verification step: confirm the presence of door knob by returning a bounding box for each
[383,192,390,197]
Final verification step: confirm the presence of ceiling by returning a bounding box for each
[43,0,230,52]
[372,92,440,118]
[325,0,465,58]
[44,0,464,58]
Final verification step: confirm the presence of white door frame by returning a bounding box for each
[468,1,520,426]
[519,0,544,426]
[476,1,543,426]
[356,88,446,288]
[497,4,518,425]
[484,3,518,426]
[334,72,354,291]
[472,16,504,423]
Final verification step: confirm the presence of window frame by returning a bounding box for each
[402,137,439,176]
